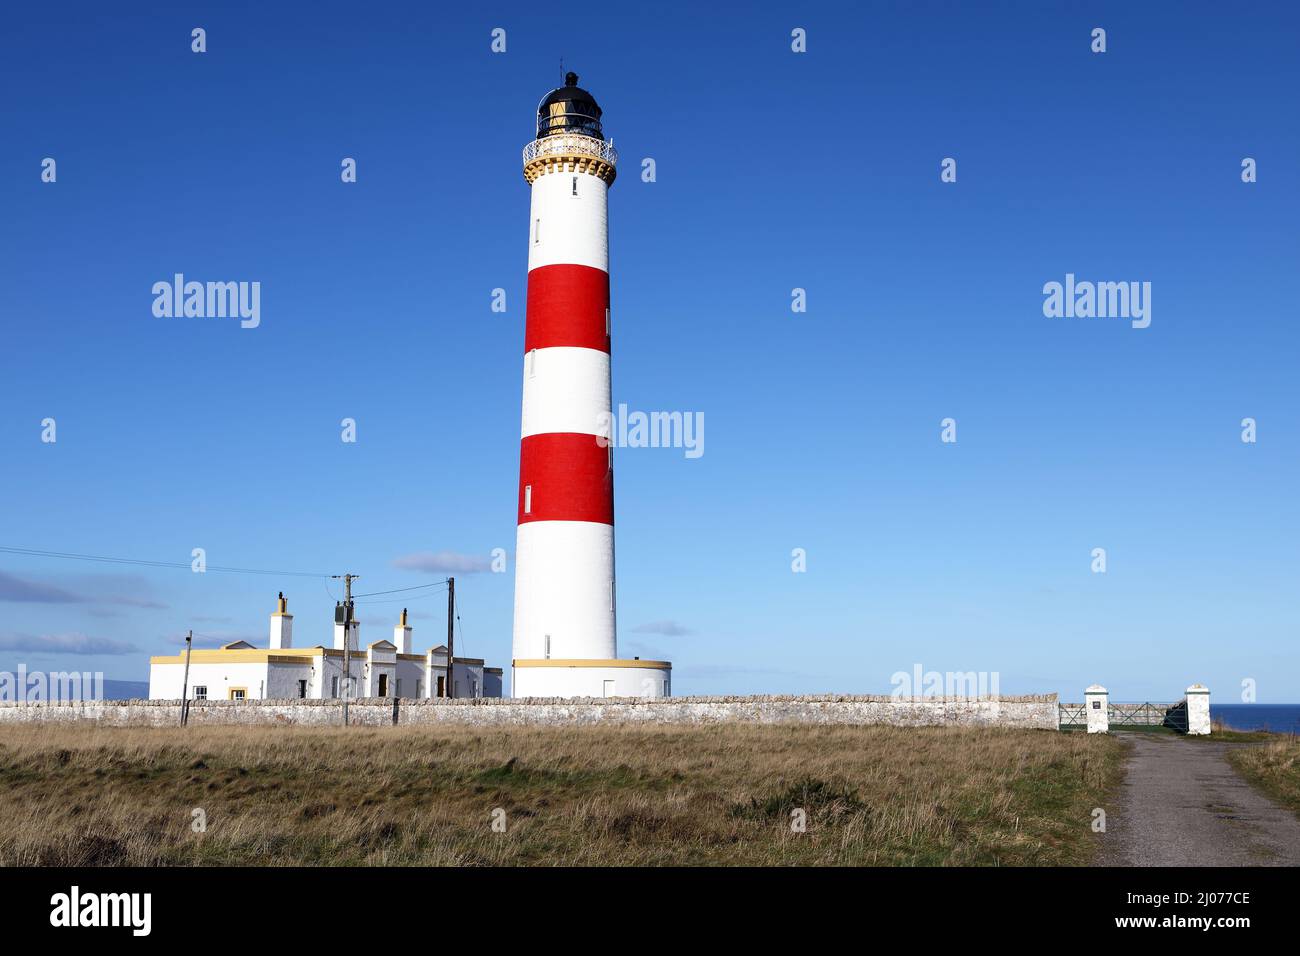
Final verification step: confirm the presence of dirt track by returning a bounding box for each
[1099,734,1300,866]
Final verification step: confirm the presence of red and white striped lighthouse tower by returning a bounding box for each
[511,73,671,699]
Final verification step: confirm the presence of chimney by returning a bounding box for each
[394,607,413,655]
[269,592,293,649]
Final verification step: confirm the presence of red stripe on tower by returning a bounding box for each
[524,264,610,353]
[517,432,613,524]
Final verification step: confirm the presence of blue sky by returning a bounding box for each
[2,1,1297,701]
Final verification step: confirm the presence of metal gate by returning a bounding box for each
[1058,703,1087,728]
[1058,701,1189,732]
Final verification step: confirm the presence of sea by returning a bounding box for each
[1211,704,1300,733]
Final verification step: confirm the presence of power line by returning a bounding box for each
[454,589,468,657]
[352,588,448,607]
[0,545,331,579]
[352,581,450,598]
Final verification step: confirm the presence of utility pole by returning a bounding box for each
[332,574,358,725]
[446,576,455,699]
[179,630,193,726]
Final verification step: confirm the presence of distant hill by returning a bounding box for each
[103,680,149,700]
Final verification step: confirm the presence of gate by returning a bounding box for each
[1058,700,1190,732]
[1058,703,1087,728]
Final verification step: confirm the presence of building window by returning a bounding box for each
[229,688,247,701]
[523,484,532,515]
[193,686,207,701]
[298,680,307,699]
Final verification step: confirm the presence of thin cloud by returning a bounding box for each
[0,632,139,656]
[631,619,695,637]
[0,571,168,609]
[0,571,82,604]
[391,551,492,574]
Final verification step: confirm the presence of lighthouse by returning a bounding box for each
[511,73,671,700]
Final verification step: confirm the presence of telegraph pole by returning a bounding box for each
[179,630,193,726]
[445,576,455,699]
[332,574,358,725]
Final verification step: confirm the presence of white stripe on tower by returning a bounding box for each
[513,74,620,681]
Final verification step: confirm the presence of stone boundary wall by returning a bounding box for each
[0,694,1059,729]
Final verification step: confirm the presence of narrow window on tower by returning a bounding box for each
[544,634,551,659]
[533,218,540,245]
[572,176,578,196]
[524,484,532,515]
[605,307,610,336]
[526,349,536,378]
[610,580,616,612]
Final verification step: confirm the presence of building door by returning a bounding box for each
[603,680,615,698]
[437,676,445,698]
[298,680,307,699]
[378,674,389,697]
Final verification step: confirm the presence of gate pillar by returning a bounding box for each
[1085,684,1109,734]
[1186,684,1211,735]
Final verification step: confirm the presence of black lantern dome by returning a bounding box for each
[536,72,604,141]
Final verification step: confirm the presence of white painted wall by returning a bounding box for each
[150,661,279,701]
[527,168,608,272]
[149,654,502,700]
[513,520,616,661]
[513,664,669,699]
[520,346,610,438]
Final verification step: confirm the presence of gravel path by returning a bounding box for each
[1099,733,1300,866]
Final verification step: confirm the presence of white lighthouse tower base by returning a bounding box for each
[513,659,671,699]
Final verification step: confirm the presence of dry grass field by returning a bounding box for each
[1228,737,1300,818]
[0,722,1124,866]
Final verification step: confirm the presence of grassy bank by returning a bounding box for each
[0,723,1124,866]
[1228,738,1300,818]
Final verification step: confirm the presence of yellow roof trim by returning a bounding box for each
[150,648,327,665]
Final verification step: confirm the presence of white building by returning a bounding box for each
[149,596,502,702]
